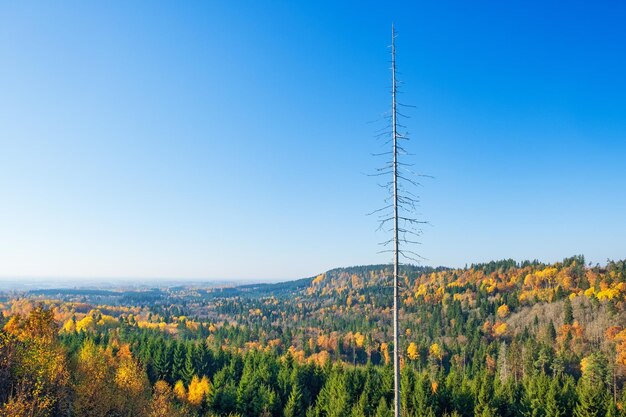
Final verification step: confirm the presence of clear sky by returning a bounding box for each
[1,1,625,281]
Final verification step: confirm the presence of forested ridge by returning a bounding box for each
[2,255,626,416]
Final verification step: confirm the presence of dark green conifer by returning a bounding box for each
[181,343,196,384]
[171,341,185,383]
[374,397,392,417]
[284,383,305,417]
[544,378,564,417]
[563,298,574,325]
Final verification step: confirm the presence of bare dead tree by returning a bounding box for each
[370,24,428,417]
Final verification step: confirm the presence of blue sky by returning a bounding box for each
[1,1,625,281]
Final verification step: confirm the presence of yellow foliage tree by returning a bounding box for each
[311,350,330,367]
[75,315,96,333]
[173,380,187,401]
[380,342,391,365]
[351,274,361,288]
[149,381,184,417]
[72,340,116,417]
[493,322,508,337]
[114,355,150,416]
[354,332,365,349]
[407,342,419,361]
[429,343,444,366]
[616,342,626,366]
[3,304,58,342]
[0,307,69,417]
[496,304,510,318]
[187,375,211,407]
[61,317,76,333]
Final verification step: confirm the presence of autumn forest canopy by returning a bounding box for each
[2,256,626,416]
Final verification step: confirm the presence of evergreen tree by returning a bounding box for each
[606,401,618,417]
[196,341,213,378]
[210,367,238,416]
[171,341,185,383]
[574,379,608,417]
[374,397,392,417]
[560,375,578,416]
[153,342,170,382]
[544,378,563,417]
[401,367,416,415]
[350,392,367,417]
[315,368,350,417]
[181,343,196,385]
[563,298,574,325]
[495,377,522,417]
[284,384,304,417]
[412,372,436,417]
[278,354,294,405]
[474,372,496,417]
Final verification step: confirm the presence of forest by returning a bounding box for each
[2,255,626,417]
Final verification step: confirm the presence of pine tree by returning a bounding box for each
[401,367,416,415]
[374,397,393,417]
[278,354,294,405]
[412,373,436,417]
[574,380,608,417]
[360,366,380,417]
[196,341,213,378]
[560,375,578,416]
[350,392,367,417]
[316,368,350,417]
[153,343,170,382]
[546,321,557,342]
[284,384,304,417]
[474,372,496,417]
[236,368,262,417]
[544,378,563,417]
[181,343,196,385]
[171,342,185,383]
[563,298,574,325]
[480,408,497,417]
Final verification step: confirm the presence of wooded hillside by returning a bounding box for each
[2,256,626,416]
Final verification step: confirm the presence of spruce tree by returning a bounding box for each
[474,372,496,417]
[560,375,578,416]
[563,298,574,325]
[196,341,213,378]
[170,341,186,383]
[181,343,196,385]
[153,342,170,382]
[544,378,564,417]
[284,383,304,417]
[316,368,350,417]
[401,367,416,415]
[374,397,393,417]
[350,392,367,417]
[574,380,608,417]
